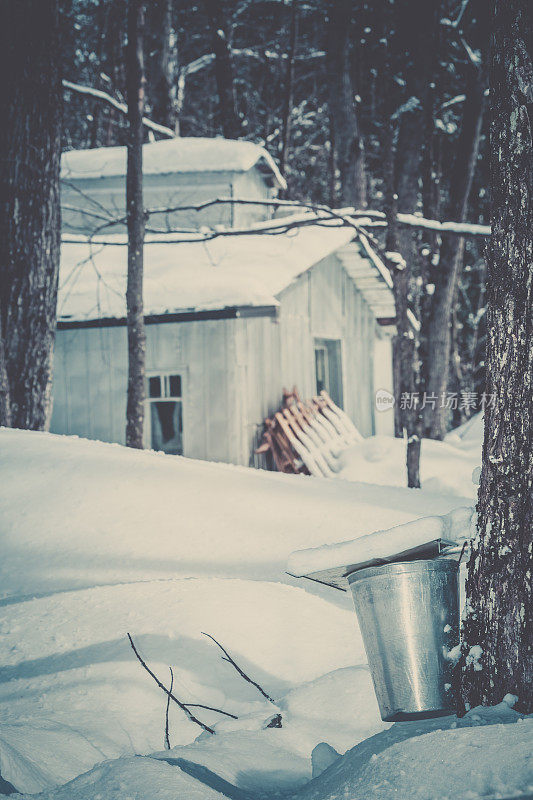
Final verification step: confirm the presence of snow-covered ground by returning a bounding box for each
[337,413,483,497]
[0,422,531,799]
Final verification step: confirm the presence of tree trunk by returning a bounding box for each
[204,0,243,139]
[459,0,532,714]
[89,0,107,148]
[381,0,435,487]
[125,0,146,449]
[104,0,127,146]
[385,159,421,488]
[0,307,11,427]
[147,0,178,133]
[325,0,366,209]
[279,0,298,184]
[424,68,486,439]
[0,0,61,430]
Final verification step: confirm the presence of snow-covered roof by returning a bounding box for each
[58,222,395,324]
[61,137,286,189]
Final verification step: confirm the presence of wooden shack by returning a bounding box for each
[51,138,396,467]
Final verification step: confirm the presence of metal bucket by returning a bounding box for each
[347,559,459,722]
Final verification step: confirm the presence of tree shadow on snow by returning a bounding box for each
[0,633,292,702]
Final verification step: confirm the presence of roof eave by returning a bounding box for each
[57,304,280,330]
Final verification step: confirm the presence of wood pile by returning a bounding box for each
[255,388,363,478]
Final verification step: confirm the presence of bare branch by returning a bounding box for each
[143,198,490,237]
[62,79,175,139]
[165,666,173,749]
[202,632,276,704]
[184,703,238,719]
[60,198,490,249]
[61,204,118,224]
[61,179,117,219]
[127,633,215,734]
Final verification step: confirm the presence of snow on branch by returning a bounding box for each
[62,80,175,139]
[61,198,490,248]
[145,198,491,238]
[396,213,490,237]
[182,46,324,77]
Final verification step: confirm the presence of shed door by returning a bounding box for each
[314,338,344,408]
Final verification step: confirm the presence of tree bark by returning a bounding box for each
[0,0,61,430]
[459,0,532,714]
[325,0,366,209]
[424,68,486,439]
[125,0,146,449]
[0,307,11,427]
[204,0,243,139]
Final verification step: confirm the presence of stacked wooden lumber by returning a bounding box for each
[255,388,363,477]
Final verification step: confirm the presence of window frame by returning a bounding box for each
[314,343,330,396]
[314,338,344,409]
[145,370,185,454]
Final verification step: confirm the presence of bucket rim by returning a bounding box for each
[346,557,460,583]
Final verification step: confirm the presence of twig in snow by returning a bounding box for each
[183,703,238,719]
[127,633,215,734]
[165,666,173,749]
[202,632,276,704]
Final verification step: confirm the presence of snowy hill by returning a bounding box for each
[0,427,530,799]
[336,425,482,497]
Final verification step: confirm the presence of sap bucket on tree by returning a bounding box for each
[347,558,460,721]
[286,514,468,722]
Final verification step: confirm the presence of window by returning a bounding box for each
[315,345,329,394]
[147,373,183,455]
[314,339,344,408]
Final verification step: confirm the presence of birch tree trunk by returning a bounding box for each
[325,0,366,209]
[0,0,61,430]
[459,0,532,714]
[125,0,146,449]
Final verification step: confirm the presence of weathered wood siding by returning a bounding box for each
[373,329,395,436]
[51,252,389,467]
[278,252,377,436]
[235,253,384,467]
[232,171,275,228]
[61,168,271,235]
[51,318,242,464]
